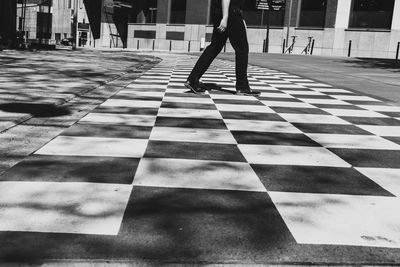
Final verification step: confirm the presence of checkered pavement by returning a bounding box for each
[1,55,400,261]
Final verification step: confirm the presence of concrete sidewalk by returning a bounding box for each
[0,49,160,175]
[218,53,400,104]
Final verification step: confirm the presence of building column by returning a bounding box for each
[334,0,351,29]
[392,0,400,30]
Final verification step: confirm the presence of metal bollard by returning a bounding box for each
[137,39,140,50]
[282,39,286,54]
[188,41,191,52]
[152,39,155,51]
[310,39,315,55]
[396,42,400,60]
[348,40,352,57]
[169,40,172,51]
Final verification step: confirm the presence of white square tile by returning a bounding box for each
[333,95,381,102]
[269,192,400,248]
[133,158,266,192]
[80,113,156,127]
[268,84,307,89]
[358,105,400,112]
[296,83,332,87]
[238,145,351,167]
[261,101,315,108]
[282,90,325,96]
[101,99,161,109]
[300,99,351,105]
[323,109,387,118]
[150,127,236,144]
[357,125,400,137]
[157,108,222,119]
[306,134,400,150]
[210,94,255,100]
[0,181,132,235]
[224,120,302,133]
[35,136,148,158]
[216,104,274,113]
[356,168,400,197]
[279,114,351,125]
[260,93,293,98]
[162,96,213,104]
[312,88,354,94]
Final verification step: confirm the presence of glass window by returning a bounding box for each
[350,0,395,29]
[170,0,186,24]
[299,0,327,28]
[211,0,285,27]
[36,12,52,39]
[145,0,158,23]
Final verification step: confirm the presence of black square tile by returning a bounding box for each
[232,131,320,146]
[292,123,372,135]
[110,95,163,101]
[144,140,246,162]
[119,187,296,261]
[271,107,328,115]
[0,155,138,184]
[64,124,152,139]
[93,106,159,116]
[381,111,400,118]
[213,99,264,106]
[161,102,217,110]
[313,104,363,110]
[328,148,400,168]
[340,117,400,126]
[220,111,285,121]
[155,117,227,129]
[252,165,393,196]
[295,95,334,99]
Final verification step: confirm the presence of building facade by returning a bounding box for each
[124,0,400,58]
[16,0,92,46]
[0,0,17,46]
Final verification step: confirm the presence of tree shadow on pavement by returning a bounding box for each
[340,58,400,72]
[0,103,70,118]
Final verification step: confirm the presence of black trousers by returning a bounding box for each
[188,8,249,87]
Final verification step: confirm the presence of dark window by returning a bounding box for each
[145,0,158,23]
[350,0,395,29]
[170,0,186,24]
[36,12,52,39]
[243,0,285,27]
[299,0,327,27]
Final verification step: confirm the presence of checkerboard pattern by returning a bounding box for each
[1,54,400,261]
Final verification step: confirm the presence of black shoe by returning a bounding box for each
[236,86,261,96]
[184,80,206,94]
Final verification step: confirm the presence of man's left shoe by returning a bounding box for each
[236,86,261,96]
[184,80,206,94]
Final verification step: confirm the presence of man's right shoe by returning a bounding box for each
[236,86,261,96]
[184,80,206,94]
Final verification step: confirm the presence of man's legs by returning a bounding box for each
[227,11,260,96]
[227,12,249,88]
[187,27,228,84]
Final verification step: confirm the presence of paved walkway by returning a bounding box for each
[1,53,400,264]
[219,53,400,105]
